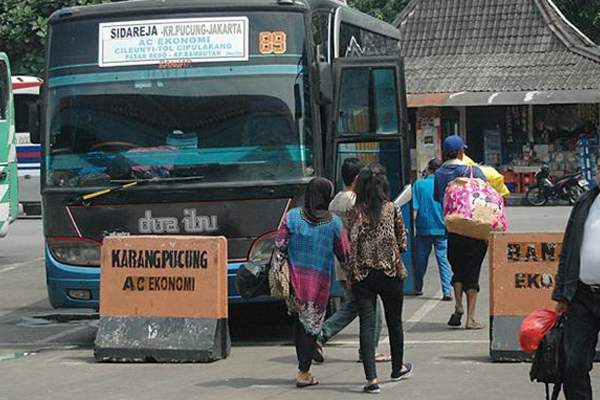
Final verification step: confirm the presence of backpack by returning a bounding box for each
[234,260,270,300]
[529,316,565,400]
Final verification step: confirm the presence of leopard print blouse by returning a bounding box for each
[345,201,408,283]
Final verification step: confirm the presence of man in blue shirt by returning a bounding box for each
[413,158,452,300]
[434,135,488,330]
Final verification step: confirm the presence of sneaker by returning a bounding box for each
[363,383,381,394]
[313,341,324,363]
[391,362,413,381]
[442,294,453,302]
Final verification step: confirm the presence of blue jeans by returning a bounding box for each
[415,235,452,295]
[319,285,383,351]
[563,286,600,400]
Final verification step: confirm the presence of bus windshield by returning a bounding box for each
[45,12,313,187]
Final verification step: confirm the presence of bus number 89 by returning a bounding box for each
[259,31,287,55]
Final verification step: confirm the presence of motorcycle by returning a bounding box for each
[526,165,590,206]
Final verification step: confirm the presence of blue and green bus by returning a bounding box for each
[0,53,19,236]
[32,0,414,309]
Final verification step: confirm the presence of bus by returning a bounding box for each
[32,0,414,309]
[13,76,43,216]
[0,54,20,236]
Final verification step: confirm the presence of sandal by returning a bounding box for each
[447,310,464,327]
[296,374,319,388]
[375,353,392,362]
[465,321,485,330]
[313,341,324,363]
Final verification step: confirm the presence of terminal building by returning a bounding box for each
[394,0,600,189]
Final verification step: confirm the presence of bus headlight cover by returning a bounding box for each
[248,232,276,263]
[48,239,101,266]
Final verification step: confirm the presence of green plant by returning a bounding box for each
[347,0,410,23]
[0,0,108,76]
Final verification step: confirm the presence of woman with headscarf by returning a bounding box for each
[274,177,349,388]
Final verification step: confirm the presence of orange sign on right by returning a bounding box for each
[489,232,564,317]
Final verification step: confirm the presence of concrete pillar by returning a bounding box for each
[459,107,467,140]
[528,105,534,143]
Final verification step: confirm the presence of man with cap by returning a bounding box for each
[433,135,488,330]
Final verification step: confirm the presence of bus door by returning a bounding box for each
[0,55,19,235]
[329,57,415,293]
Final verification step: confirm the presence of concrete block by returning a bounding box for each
[94,316,230,362]
[94,236,229,362]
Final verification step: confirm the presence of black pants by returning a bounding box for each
[353,269,404,380]
[294,314,317,372]
[447,233,487,291]
[563,285,600,400]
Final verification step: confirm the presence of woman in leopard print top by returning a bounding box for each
[345,164,413,393]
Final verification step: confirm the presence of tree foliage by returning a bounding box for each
[0,0,107,76]
[347,0,411,23]
[552,0,600,44]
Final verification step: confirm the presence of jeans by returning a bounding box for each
[563,286,600,400]
[319,285,384,351]
[294,314,317,372]
[415,235,452,294]
[353,269,405,380]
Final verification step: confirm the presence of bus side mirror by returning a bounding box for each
[29,100,41,144]
[313,45,332,105]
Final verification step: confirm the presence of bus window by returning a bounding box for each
[338,68,370,134]
[372,68,399,134]
[14,94,37,134]
[337,67,399,135]
[0,61,9,120]
[336,141,403,197]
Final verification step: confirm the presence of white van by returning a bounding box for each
[13,76,42,215]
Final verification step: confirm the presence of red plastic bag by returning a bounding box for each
[519,309,557,353]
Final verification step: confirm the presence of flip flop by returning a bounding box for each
[447,310,464,327]
[296,375,319,388]
[313,341,324,363]
[465,321,485,330]
[375,353,392,362]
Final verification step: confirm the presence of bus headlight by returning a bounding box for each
[248,232,276,263]
[48,238,101,266]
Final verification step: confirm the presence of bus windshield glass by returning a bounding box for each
[45,12,313,187]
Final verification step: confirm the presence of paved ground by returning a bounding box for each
[0,207,596,400]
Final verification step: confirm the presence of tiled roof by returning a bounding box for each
[393,0,600,94]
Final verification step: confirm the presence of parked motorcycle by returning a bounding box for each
[526,165,590,206]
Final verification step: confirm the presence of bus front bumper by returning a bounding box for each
[45,247,270,309]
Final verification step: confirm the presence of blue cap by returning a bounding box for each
[443,135,468,152]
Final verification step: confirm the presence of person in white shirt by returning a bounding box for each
[553,149,600,400]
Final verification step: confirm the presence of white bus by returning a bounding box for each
[13,76,42,215]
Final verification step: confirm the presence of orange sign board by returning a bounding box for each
[99,236,227,319]
[489,232,564,317]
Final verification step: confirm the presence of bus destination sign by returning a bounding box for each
[98,17,249,67]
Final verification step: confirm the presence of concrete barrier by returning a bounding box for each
[94,235,230,362]
[489,232,563,361]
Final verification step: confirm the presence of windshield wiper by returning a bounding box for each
[109,176,204,184]
[73,176,205,205]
